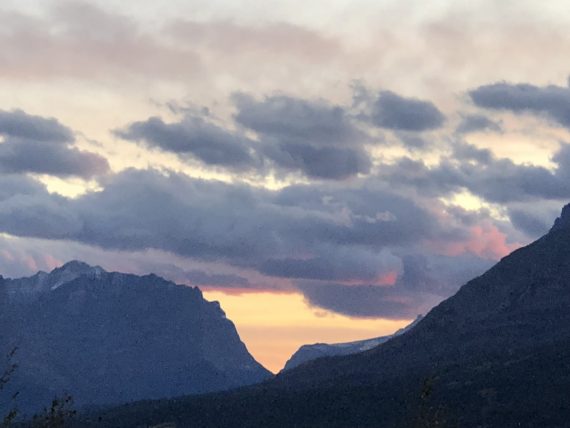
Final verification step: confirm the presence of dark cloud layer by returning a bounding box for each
[295,252,492,319]
[260,142,370,179]
[0,174,46,200]
[0,168,497,317]
[116,89,452,181]
[0,109,74,143]
[297,281,437,319]
[117,93,377,180]
[0,110,109,178]
[470,82,570,129]
[234,94,371,179]
[233,94,363,146]
[508,208,552,238]
[507,202,563,238]
[0,139,109,178]
[259,247,398,282]
[381,142,570,203]
[371,91,445,132]
[24,169,437,261]
[116,115,258,171]
[182,269,250,288]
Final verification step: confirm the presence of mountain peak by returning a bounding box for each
[49,260,105,290]
[54,260,97,272]
[550,203,570,232]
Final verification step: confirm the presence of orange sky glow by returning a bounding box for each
[203,290,411,373]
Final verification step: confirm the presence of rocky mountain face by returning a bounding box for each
[0,262,271,415]
[282,315,423,372]
[85,203,570,427]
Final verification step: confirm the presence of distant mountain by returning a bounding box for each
[84,203,570,428]
[0,261,271,415]
[282,315,423,372]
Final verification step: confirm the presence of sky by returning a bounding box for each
[1,0,570,372]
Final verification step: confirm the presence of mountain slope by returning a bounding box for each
[282,315,422,372]
[0,262,271,415]
[272,203,570,390]
[84,203,570,427]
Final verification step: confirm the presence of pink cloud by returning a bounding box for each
[435,223,521,260]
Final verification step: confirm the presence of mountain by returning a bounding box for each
[282,315,423,372]
[83,203,570,428]
[0,262,271,415]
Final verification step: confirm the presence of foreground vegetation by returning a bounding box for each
[1,349,76,428]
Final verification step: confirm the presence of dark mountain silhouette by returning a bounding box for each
[282,315,423,372]
[0,262,271,415]
[82,203,570,427]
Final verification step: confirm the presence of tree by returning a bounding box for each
[31,395,76,428]
[1,348,76,428]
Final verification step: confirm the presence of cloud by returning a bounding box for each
[0,166,531,318]
[233,93,363,146]
[0,168,445,276]
[0,139,109,178]
[4,2,570,322]
[381,143,570,203]
[395,252,492,296]
[0,232,267,292]
[260,142,370,179]
[455,114,502,134]
[469,82,570,129]
[297,281,438,319]
[370,91,445,132]
[259,247,401,282]
[181,269,250,288]
[0,174,46,200]
[115,115,259,171]
[168,20,342,63]
[507,202,563,238]
[0,192,81,240]
[295,250,492,319]
[451,141,493,164]
[508,208,552,238]
[138,262,252,288]
[0,3,201,81]
[0,175,82,240]
[116,92,374,179]
[395,133,430,150]
[0,3,344,86]
[233,93,371,179]
[0,109,109,178]
[553,143,570,179]
[0,109,74,143]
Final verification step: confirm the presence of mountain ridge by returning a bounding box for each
[0,262,271,415]
[281,315,423,372]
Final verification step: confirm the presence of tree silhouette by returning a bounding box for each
[31,395,76,428]
[1,347,76,428]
